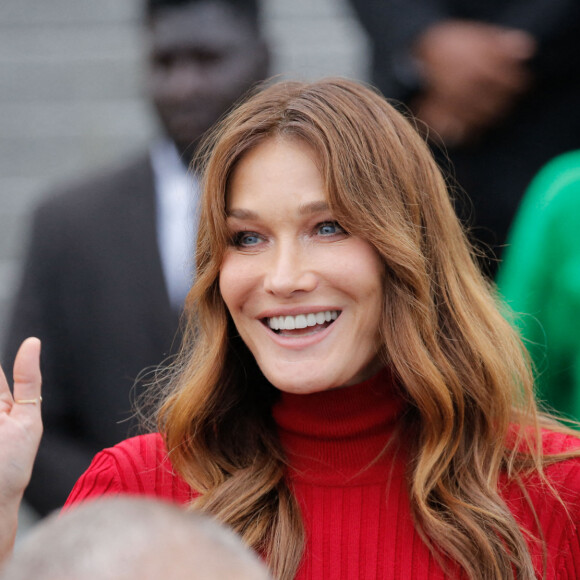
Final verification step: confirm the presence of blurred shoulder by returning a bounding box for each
[34,152,153,223]
[526,150,580,213]
[536,150,580,183]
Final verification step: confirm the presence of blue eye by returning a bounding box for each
[234,232,262,247]
[317,221,344,236]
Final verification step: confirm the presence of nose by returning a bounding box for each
[166,57,206,100]
[264,240,318,297]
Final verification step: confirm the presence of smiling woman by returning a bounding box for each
[63,78,580,580]
[220,138,384,394]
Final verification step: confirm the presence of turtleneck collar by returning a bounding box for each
[272,367,408,486]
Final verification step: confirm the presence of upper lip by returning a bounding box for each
[257,306,341,319]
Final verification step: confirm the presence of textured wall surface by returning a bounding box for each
[0,0,368,344]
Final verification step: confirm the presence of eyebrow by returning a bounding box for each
[226,208,258,220]
[227,200,330,220]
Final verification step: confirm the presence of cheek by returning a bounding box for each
[336,243,384,299]
[219,253,254,315]
[218,255,238,312]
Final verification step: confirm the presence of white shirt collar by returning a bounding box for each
[150,139,199,312]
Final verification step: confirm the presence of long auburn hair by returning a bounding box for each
[156,78,577,579]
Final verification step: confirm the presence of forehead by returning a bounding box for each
[227,138,327,210]
[149,2,256,53]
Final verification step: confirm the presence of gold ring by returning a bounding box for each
[14,397,42,405]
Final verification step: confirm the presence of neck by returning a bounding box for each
[273,368,408,485]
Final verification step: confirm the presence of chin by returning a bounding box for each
[263,367,346,395]
[263,356,384,395]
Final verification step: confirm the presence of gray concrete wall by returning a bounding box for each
[0,0,369,346]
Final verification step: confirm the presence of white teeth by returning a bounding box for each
[267,310,340,331]
[295,314,307,329]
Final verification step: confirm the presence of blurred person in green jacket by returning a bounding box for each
[498,150,580,421]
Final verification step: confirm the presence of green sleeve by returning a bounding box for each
[497,150,580,421]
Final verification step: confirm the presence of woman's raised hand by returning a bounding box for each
[0,337,43,562]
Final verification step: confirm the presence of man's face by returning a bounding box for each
[147,1,268,159]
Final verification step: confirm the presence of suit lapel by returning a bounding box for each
[122,154,182,354]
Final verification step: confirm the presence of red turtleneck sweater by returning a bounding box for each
[66,370,580,578]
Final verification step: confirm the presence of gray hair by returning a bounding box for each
[1,497,271,580]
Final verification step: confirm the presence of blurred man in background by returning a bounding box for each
[1,0,269,516]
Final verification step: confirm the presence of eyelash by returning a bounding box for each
[231,231,263,247]
[230,221,347,248]
[316,221,345,236]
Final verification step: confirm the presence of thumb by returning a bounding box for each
[12,337,42,405]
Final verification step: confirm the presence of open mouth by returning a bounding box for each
[264,310,340,336]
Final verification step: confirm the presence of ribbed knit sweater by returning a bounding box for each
[65,370,580,578]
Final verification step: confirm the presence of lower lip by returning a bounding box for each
[262,318,338,350]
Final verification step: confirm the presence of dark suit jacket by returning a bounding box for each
[2,154,182,515]
[349,0,580,273]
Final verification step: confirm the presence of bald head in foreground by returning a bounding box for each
[0,497,270,580]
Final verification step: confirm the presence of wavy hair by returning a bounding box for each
[156,78,577,579]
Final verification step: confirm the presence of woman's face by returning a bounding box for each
[219,138,384,394]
